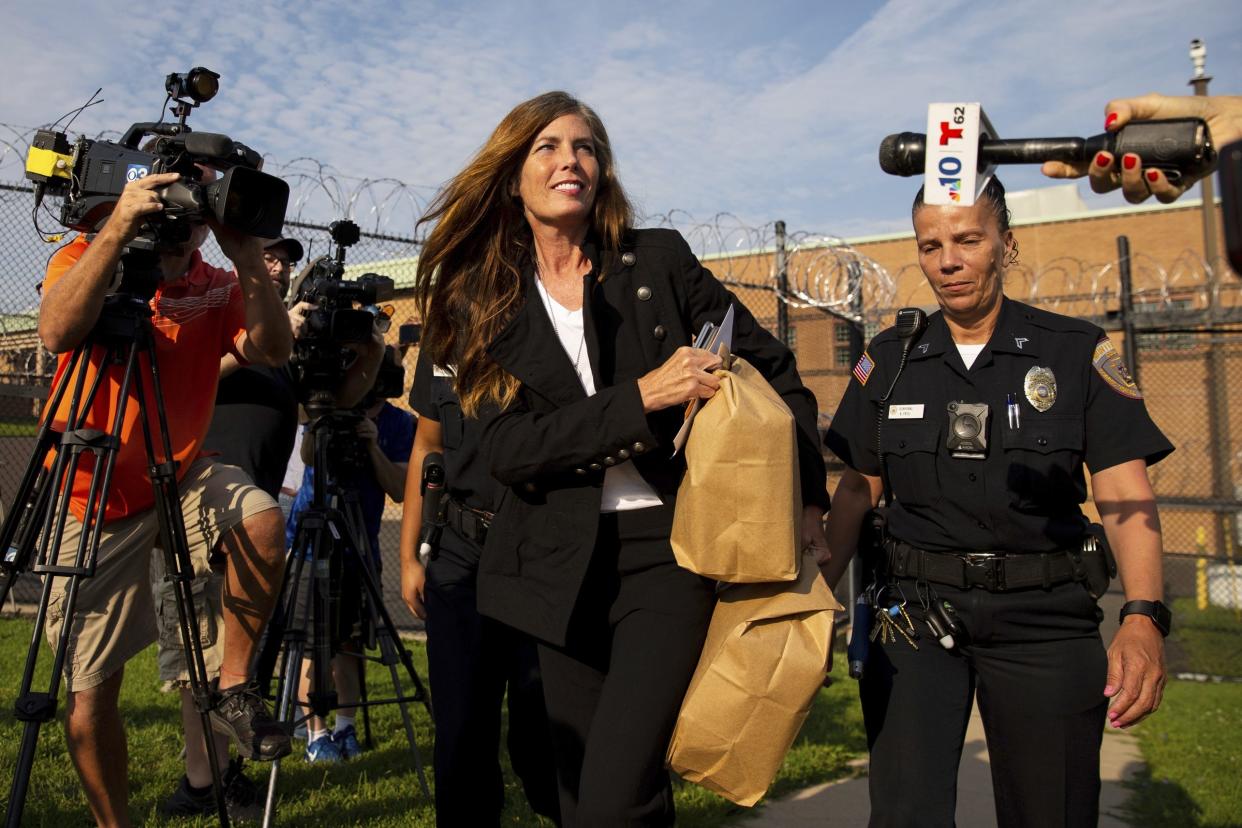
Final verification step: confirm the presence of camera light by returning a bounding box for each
[166,67,220,103]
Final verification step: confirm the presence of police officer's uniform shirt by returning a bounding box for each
[410,348,498,513]
[826,298,1173,553]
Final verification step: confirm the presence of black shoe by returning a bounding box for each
[161,759,264,822]
[209,682,292,761]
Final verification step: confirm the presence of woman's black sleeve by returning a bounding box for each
[477,382,659,486]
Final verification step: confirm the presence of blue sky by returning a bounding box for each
[1,0,1240,240]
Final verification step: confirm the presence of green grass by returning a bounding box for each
[1124,679,1242,827]
[1167,597,1242,679]
[0,618,866,825]
[0,418,39,438]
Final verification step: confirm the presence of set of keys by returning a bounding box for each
[871,602,920,650]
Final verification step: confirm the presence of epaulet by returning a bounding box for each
[1014,301,1098,338]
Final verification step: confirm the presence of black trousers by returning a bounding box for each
[860,576,1108,828]
[536,506,715,828]
[424,529,560,827]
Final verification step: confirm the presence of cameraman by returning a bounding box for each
[159,241,389,816]
[37,169,294,827]
[285,344,415,761]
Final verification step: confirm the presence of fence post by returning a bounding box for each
[775,220,789,346]
[847,259,865,363]
[1116,235,1140,387]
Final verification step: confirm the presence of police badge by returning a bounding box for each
[1024,366,1057,412]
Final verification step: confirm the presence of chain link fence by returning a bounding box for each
[1,175,1240,676]
[1136,328,1242,678]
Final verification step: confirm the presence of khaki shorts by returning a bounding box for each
[44,457,278,692]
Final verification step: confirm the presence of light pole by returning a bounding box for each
[1189,39,1219,293]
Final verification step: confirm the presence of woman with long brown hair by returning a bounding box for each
[409,91,829,826]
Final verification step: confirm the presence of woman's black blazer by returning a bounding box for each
[477,228,828,646]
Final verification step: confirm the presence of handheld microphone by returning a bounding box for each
[418,452,445,565]
[880,118,1216,184]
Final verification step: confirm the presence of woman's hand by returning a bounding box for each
[801,505,829,567]
[1042,94,1242,204]
[401,555,428,620]
[637,346,723,413]
[1104,617,1166,728]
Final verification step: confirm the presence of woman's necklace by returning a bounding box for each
[537,270,588,379]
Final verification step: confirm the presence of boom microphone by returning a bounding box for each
[879,118,1216,183]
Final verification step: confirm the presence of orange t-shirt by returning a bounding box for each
[42,235,248,522]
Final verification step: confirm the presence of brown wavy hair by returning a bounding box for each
[414,91,635,416]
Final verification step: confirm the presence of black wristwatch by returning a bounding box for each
[1119,599,1172,637]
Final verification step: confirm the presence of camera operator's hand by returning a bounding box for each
[206,217,265,270]
[637,346,723,413]
[356,417,379,444]
[214,217,293,366]
[97,172,182,246]
[1042,94,1242,203]
[38,172,184,353]
[288,301,316,339]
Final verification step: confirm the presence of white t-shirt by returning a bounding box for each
[534,278,663,513]
[956,343,986,369]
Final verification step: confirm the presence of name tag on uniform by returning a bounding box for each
[888,404,925,419]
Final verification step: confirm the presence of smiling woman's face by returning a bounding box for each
[517,113,599,236]
[913,197,1013,324]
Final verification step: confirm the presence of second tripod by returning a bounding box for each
[256,411,432,826]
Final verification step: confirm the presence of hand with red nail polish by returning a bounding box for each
[1045,93,1242,203]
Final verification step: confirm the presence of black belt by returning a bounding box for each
[886,541,1101,592]
[443,497,492,545]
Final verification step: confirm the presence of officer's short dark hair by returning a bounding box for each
[911,176,1012,235]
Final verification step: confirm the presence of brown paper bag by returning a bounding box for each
[666,552,842,806]
[670,356,800,583]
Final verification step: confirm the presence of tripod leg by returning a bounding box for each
[359,656,372,750]
[353,549,432,800]
[6,337,142,827]
[131,366,230,828]
[263,512,333,828]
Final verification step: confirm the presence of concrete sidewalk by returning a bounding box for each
[745,700,1143,827]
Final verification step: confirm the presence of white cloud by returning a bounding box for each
[1,0,1239,241]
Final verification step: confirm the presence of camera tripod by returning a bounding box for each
[255,411,432,827]
[0,248,231,827]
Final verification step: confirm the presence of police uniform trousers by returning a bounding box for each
[424,525,560,826]
[535,503,715,827]
[860,575,1108,828]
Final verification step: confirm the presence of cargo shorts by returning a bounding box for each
[43,457,278,692]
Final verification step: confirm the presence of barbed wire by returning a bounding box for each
[0,121,1229,324]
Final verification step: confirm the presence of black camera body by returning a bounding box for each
[291,220,396,414]
[25,68,289,250]
[946,401,989,459]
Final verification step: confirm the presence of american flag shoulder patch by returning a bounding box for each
[853,351,875,386]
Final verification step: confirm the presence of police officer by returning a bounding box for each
[823,176,1174,828]
[398,347,560,827]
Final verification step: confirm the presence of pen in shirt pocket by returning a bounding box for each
[1006,393,1021,430]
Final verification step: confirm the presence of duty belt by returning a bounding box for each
[443,497,492,545]
[886,540,1103,592]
